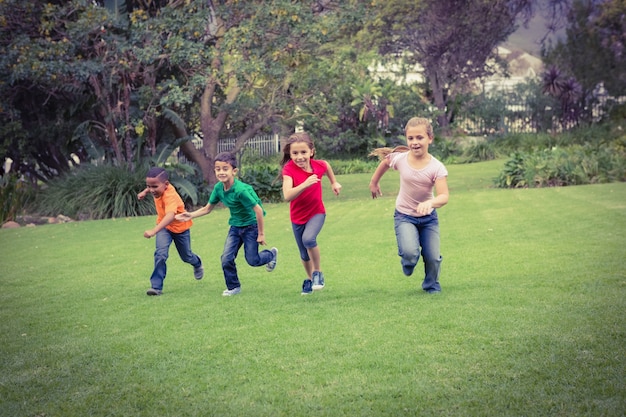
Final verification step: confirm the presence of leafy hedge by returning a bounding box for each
[0,173,35,224]
[494,143,626,188]
[33,165,155,220]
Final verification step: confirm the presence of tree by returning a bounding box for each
[0,0,163,180]
[543,0,626,107]
[1,0,369,186]
[360,0,536,135]
[124,0,369,185]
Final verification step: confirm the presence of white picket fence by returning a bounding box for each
[177,133,281,163]
[217,134,281,155]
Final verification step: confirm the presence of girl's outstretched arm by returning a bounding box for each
[324,161,342,196]
[369,160,390,198]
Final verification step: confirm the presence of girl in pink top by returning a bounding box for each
[369,117,449,293]
[281,132,342,294]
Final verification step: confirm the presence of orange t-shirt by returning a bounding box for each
[154,185,192,233]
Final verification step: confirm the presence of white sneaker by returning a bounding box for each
[222,287,241,296]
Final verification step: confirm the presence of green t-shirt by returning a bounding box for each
[209,179,265,227]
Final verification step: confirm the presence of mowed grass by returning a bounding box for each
[1,160,624,417]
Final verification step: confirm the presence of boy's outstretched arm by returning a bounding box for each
[144,212,175,238]
[137,187,149,200]
[369,160,390,198]
[253,205,266,245]
[176,203,215,221]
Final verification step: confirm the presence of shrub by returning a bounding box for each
[34,165,155,220]
[325,159,379,175]
[430,137,461,163]
[494,142,626,188]
[461,140,500,163]
[239,163,283,203]
[0,173,35,224]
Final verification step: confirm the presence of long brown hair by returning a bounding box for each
[280,131,315,166]
[369,117,434,160]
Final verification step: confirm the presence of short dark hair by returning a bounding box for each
[215,152,238,168]
[146,167,168,181]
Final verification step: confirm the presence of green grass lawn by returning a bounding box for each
[1,160,625,416]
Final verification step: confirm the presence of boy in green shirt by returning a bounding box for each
[177,152,277,296]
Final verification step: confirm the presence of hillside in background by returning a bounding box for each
[505,4,566,56]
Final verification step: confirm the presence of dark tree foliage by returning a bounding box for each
[362,0,535,134]
[543,0,626,99]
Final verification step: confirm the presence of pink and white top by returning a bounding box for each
[388,152,448,217]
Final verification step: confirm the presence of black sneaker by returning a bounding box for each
[146,288,162,296]
[194,259,204,280]
[402,264,414,276]
[301,279,313,295]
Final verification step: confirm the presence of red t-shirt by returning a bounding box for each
[282,159,328,224]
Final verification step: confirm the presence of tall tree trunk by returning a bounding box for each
[428,68,451,137]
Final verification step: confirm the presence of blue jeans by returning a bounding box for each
[292,214,326,261]
[221,224,273,290]
[394,210,443,292]
[150,228,202,291]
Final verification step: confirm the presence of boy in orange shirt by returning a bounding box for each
[137,167,203,295]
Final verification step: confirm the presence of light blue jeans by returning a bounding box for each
[394,210,443,292]
[150,228,202,291]
[221,224,273,290]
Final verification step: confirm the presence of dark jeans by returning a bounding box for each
[221,224,273,290]
[150,228,201,291]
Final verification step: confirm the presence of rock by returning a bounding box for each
[1,221,20,229]
[56,214,73,223]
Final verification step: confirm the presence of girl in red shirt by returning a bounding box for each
[281,132,342,294]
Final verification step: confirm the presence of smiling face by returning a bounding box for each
[289,141,314,171]
[405,125,433,159]
[214,160,237,188]
[145,176,168,198]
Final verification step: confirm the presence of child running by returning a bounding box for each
[369,117,449,293]
[137,167,204,296]
[176,152,277,296]
[280,131,342,294]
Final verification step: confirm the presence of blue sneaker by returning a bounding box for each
[301,279,313,295]
[312,271,325,290]
[402,264,414,276]
[266,247,278,272]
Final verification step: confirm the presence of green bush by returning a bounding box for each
[430,137,461,163]
[239,163,283,203]
[461,140,500,163]
[494,142,626,188]
[34,165,155,220]
[325,158,379,175]
[0,174,35,224]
